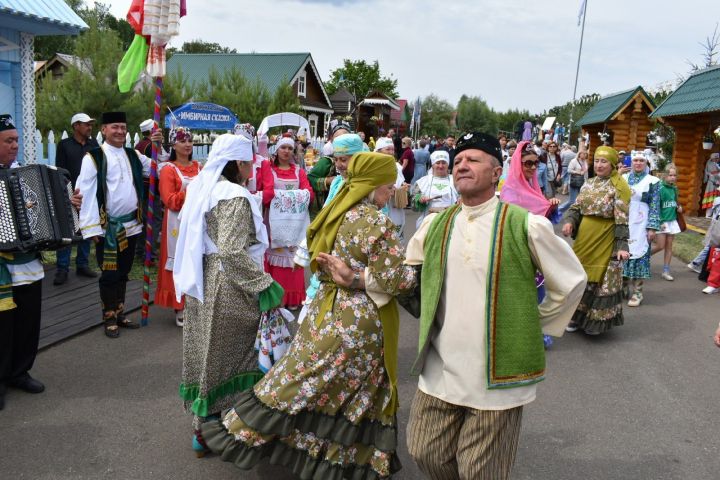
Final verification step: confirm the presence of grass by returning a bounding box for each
[41,243,158,282]
[671,231,706,264]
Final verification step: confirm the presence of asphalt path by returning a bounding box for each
[1,209,719,480]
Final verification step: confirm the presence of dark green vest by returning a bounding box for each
[413,201,546,389]
[87,146,144,227]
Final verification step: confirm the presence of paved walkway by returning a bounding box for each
[2,211,718,479]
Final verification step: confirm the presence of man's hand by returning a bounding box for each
[617,250,629,261]
[150,130,164,144]
[549,198,561,206]
[90,236,101,244]
[71,188,82,209]
[561,223,573,237]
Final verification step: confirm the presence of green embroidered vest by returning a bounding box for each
[412,201,546,389]
[87,146,145,228]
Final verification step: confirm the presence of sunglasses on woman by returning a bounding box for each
[522,160,539,168]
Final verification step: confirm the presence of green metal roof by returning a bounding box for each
[577,86,654,126]
[166,53,310,93]
[650,65,720,118]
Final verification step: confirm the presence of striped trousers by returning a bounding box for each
[407,389,523,480]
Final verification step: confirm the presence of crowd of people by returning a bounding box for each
[2,108,720,480]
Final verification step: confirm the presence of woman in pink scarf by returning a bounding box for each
[500,141,560,219]
[500,141,560,348]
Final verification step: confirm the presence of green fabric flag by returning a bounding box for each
[117,34,148,93]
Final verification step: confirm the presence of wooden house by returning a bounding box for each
[0,0,86,163]
[390,99,411,136]
[167,53,334,138]
[356,90,399,138]
[650,66,720,215]
[577,86,656,162]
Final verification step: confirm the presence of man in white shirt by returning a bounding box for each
[76,111,162,338]
[0,115,46,410]
[404,131,586,479]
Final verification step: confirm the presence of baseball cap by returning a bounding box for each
[71,113,94,125]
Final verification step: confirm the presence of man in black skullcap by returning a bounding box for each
[0,115,46,410]
[76,111,163,338]
[403,132,586,479]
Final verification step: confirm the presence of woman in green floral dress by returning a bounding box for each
[561,146,631,335]
[201,152,417,479]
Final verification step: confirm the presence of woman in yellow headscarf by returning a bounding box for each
[201,152,417,479]
[561,146,631,335]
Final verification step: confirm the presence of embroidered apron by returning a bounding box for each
[627,174,654,259]
[165,163,199,271]
[265,165,300,267]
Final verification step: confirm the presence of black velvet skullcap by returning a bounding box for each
[0,114,16,132]
[101,111,127,125]
[455,131,503,163]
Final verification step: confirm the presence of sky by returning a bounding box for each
[100,0,720,113]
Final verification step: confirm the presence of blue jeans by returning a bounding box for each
[56,240,91,272]
[559,184,581,215]
[692,244,710,267]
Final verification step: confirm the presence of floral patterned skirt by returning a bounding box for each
[572,259,624,333]
[623,247,652,279]
[201,284,400,479]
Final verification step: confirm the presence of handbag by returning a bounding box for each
[569,174,585,189]
[676,211,687,232]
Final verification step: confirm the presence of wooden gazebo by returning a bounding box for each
[577,86,656,162]
[650,66,720,215]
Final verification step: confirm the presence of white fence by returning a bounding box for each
[35,131,328,166]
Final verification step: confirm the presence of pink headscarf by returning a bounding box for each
[500,140,552,216]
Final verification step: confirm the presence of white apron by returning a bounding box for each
[265,165,302,268]
[625,173,659,259]
[165,162,199,271]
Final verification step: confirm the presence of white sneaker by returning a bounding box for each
[661,272,674,281]
[702,286,719,294]
[628,294,642,307]
[687,263,701,273]
[565,323,579,332]
[175,311,184,327]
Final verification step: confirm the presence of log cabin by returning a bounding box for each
[650,65,720,215]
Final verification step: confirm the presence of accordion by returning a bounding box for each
[0,164,82,252]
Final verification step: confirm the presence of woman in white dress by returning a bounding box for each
[411,150,459,228]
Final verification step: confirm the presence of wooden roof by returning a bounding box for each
[577,86,655,126]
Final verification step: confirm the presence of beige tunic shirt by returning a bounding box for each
[405,196,586,410]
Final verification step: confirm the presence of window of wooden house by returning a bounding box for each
[298,73,306,97]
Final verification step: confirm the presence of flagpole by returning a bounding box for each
[141,76,162,326]
[568,0,588,146]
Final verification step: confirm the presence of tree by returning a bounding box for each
[34,1,134,60]
[686,23,720,73]
[268,77,302,116]
[325,59,398,100]
[496,108,532,136]
[455,95,498,135]
[419,94,454,138]
[35,9,187,135]
[166,39,237,59]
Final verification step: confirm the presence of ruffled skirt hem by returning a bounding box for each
[202,419,401,480]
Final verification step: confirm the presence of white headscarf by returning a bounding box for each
[374,137,393,151]
[276,136,295,149]
[430,150,450,166]
[173,134,268,302]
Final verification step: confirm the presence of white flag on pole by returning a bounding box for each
[577,0,587,26]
